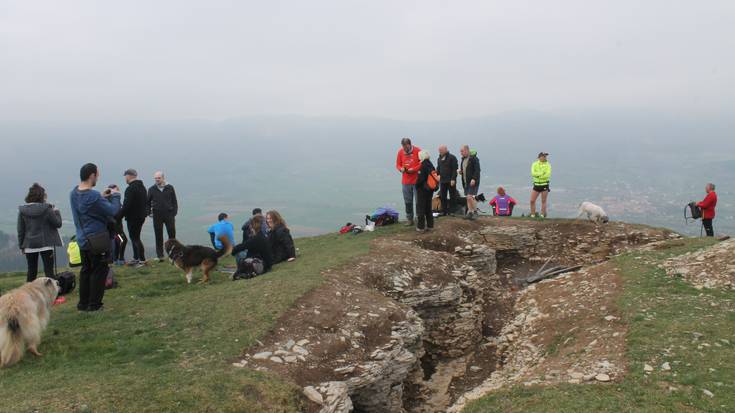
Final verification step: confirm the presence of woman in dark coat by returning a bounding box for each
[17,183,63,282]
[415,150,437,232]
[231,215,273,279]
[266,210,296,264]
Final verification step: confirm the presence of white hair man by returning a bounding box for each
[147,171,179,262]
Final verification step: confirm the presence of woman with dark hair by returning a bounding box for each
[231,215,273,279]
[17,183,63,282]
[266,210,296,264]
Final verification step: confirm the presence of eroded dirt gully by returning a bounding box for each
[233,218,679,413]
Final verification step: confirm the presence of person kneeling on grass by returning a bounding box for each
[266,210,296,264]
[489,186,517,216]
[231,215,272,280]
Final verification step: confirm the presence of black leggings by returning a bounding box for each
[127,220,146,261]
[25,250,54,282]
[702,219,714,237]
[416,189,434,230]
[113,230,128,261]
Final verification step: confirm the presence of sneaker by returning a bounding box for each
[157,257,165,263]
[404,220,415,227]
[416,228,426,233]
[134,262,145,269]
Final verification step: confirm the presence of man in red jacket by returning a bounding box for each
[396,138,421,226]
[697,183,718,237]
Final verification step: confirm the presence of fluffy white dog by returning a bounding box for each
[577,201,609,224]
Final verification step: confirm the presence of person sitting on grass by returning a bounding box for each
[231,215,273,279]
[489,186,517,216]
[208,212,235,252]
[266,210,296,264]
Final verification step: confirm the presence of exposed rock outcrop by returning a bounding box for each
[661,238,735,289]
[237,218,677,413]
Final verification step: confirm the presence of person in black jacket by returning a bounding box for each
[459,145,481,220]
[17,183,63,282]
[231,215,273,279]
[108,184,128,265]
[117,169,147,266]
[266,210,296,264]
[415,151,436,232]
[437,145,460,216]
[147,171,178,262]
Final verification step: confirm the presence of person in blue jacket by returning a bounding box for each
[70,163,121,312]
[208,213,235,252]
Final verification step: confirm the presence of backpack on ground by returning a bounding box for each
[53,247,77,296]
[105,267,118,289]
[367,207,399,226]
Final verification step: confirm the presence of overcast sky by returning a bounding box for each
[1,0,733,121]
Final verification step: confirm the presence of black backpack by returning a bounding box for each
[53,248,76,296]
[686,202,702,222]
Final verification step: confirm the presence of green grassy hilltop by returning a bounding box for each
[0,226,404,413]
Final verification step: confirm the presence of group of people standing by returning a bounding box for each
[15,162,297,312]
[110,169,178,267]
[395,138,552,232]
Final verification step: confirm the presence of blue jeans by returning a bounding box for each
[402,184,416,221]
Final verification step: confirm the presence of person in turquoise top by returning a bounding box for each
[207,213,235,251]
[530,152,552,218]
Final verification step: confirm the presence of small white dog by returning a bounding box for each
[577,201,609,224]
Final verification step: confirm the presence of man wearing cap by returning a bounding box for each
[396,137,422,226]
[117,169,148,266]
[530,152,552,218]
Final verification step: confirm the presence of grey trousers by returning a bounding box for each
[402,184,416,221]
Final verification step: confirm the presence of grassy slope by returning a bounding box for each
[464,237,735,413]
[0,225,406,413]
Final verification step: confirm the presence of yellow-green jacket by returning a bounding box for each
[531,160,551,186]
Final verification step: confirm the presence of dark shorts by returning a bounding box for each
[464,183,479,196]
[533,184,550,193]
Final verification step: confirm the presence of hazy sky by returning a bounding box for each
[1,0,733,121]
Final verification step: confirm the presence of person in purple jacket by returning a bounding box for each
[489,186,517,216]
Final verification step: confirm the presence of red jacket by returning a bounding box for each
[396,146,421,185]
[698,191,717,219]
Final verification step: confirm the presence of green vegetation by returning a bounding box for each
[464,237,735,413]
[0,225,407,413]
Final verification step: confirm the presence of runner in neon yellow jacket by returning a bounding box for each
[530,152,551,218]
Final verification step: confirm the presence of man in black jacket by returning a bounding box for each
[437,145,460,216]
[117,169,148,266]
[147,171,178,262]
[459,145,481,219]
